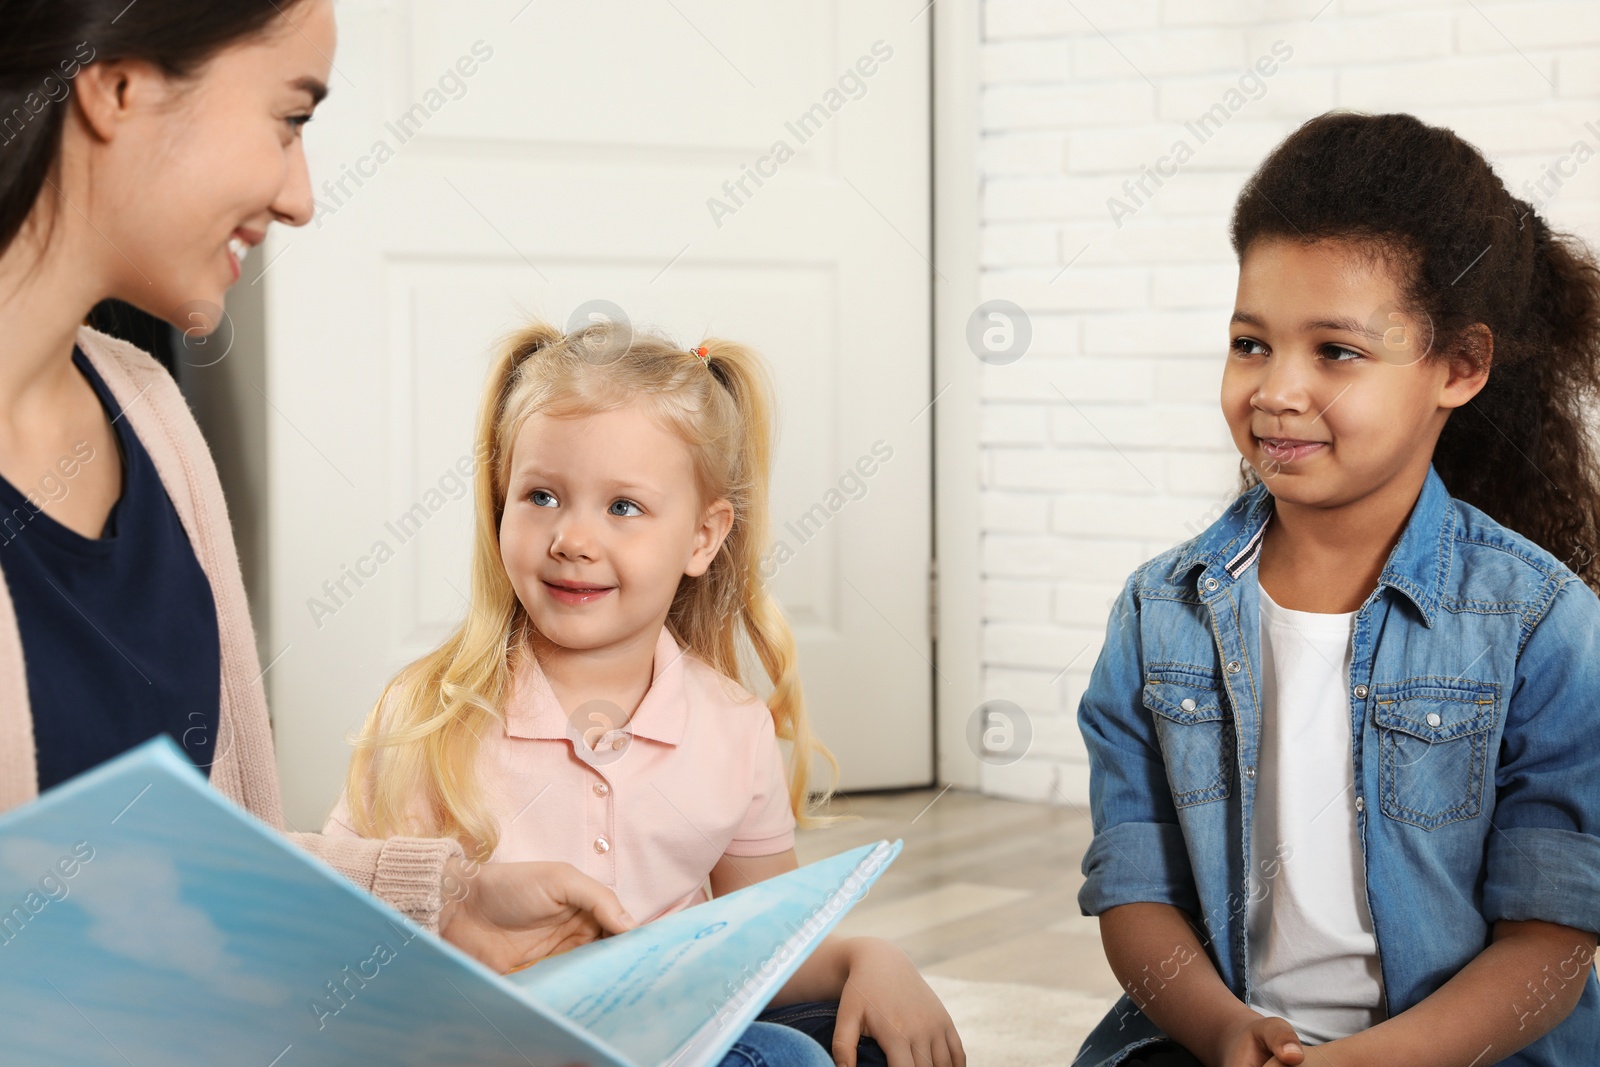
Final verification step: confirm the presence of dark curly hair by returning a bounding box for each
[1231,111,1600,589]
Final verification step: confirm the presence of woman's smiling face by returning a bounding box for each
[1221,236,1486,510]
[74,0,335,330]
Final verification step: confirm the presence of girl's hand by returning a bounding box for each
[437,857,636,973]
[833,937,965,1067]
[1265,1035,1364,1067]
[1217,1012,1305,1067]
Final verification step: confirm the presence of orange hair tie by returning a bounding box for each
[694,345,709,362]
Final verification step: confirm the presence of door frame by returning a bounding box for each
[931,0,982,790]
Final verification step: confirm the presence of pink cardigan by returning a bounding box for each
[0,325,463,929]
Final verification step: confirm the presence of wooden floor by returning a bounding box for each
[794,786,1122,1000]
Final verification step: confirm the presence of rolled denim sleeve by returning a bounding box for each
[1484,576,1600,935]
[1077,571,1199,918]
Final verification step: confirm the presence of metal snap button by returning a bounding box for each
[1353,684,1369,700]
[1226,661,1241,674]
[1244,765,1256,780]
[1180,698,1197,712]
[1355,796,1365,813]
[1426,711,1442,727]
[593,836,611,854]
[1203,577,1219,592]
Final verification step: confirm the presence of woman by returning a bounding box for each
[0,0,635,972]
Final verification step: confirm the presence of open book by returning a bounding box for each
[0,737,900,1066]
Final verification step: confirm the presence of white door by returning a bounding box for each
[234,0,932,827]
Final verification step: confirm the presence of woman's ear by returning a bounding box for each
[1439,323,1493,410]
[72,59,167,143]
[684,498,735,578]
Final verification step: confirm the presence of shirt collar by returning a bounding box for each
[1179,465,1454,626]
[504,625,691,745]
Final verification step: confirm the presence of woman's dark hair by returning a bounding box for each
[0,0,306,259]
[1232,110,1600,589]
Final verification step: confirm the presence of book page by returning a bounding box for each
[508,839,901,1067]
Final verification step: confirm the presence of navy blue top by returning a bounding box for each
[0,347,221,791]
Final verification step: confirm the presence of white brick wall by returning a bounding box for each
[974,0,1600,805]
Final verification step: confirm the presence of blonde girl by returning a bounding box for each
[326,319,964,1067]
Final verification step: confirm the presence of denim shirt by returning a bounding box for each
[1074,466,1600,1067]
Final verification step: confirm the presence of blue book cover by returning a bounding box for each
[0,737,899,1066]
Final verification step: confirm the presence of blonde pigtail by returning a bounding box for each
[344,322,564,862]
[679,338,840,826]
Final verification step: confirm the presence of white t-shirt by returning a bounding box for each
[1245,579,1386,1043]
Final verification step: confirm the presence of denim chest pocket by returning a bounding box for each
[1143,666,1233,808]
[1372,679,1499,831]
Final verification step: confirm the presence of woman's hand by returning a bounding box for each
[437,856,636,973]
[1217,1012,1305,1067]
[833,937,965,1067]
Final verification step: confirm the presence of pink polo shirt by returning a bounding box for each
[324,625,797,923]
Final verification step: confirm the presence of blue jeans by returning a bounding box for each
[756,1001,889,1067]
[718,1021,833,1067]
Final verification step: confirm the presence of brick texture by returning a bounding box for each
[974,0,1600,805]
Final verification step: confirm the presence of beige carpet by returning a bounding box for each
[923,975,1117,1066]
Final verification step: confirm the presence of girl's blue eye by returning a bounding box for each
[530,489,558,507]
[1230,336,1267,357]
[1322,344,1364,363]
[609,499,642,517]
